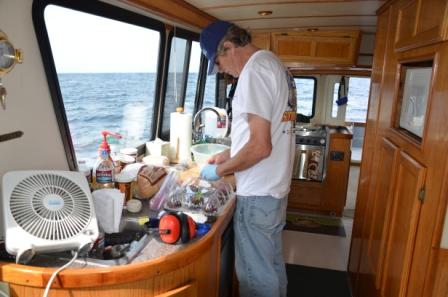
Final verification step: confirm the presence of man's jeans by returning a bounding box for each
[234,195,288,297]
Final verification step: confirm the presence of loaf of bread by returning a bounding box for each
[137,165,168,199]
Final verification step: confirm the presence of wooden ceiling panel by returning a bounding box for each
[185,0,384,9]
[183,0,384,32]
[204,2,382,18]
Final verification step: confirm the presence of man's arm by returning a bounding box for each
[216,113,272,177]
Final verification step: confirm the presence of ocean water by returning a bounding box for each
[58,73,368,163]
[59,72,216,164]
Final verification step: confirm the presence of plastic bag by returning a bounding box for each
[183,184,214,210]
[212,180,234,206]
[202,190,220,215]
[149,170,180,211]
[165,186,183,209]
[162,176,234,216]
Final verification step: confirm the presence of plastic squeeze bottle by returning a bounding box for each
[93,130,122,189]
[77,160,92,184]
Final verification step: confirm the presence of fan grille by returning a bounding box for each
[10,173,92,240]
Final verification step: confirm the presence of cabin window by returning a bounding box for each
[160,32,201,140]
[184,42,202,115]
[294,76,317,118]
[203,74,217,107]
[294,76,317,121]
[331,76,370,123]
[395,61,433,141]
[33,0,167,169]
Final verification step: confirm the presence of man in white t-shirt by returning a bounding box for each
[199,21,297,297]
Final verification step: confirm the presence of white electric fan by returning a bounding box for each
[2,170,99,264]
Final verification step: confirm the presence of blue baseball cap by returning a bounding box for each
[200,21,232,75]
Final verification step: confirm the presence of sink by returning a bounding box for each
[191,143,229,168]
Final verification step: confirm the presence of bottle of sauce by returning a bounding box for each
[93,130,122,189]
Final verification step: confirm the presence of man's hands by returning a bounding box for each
[200,149,229,180]
[200,164,220,181]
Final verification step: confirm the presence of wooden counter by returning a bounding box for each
[329,126,353,139]
[0,168,236,297]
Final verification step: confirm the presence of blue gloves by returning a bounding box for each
[200,164,220,181]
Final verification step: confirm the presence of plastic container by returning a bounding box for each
[119,154,136,170]
[77,160,92,184]
[190,143,229,169]
[115,173,134,204]
[203,107,229,139]
[120,147,138,158]
[146,138,170,157]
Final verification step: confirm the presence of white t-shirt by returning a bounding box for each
[231,50,296,199]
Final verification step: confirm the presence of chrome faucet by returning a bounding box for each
[192,107,222,144]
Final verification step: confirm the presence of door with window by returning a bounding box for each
[327,76,370,163]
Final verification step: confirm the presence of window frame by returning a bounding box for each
[158,28,201,140]
[328,75,371,125]
[33,0,167,170]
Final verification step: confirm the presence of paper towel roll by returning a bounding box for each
[170,110,192,163]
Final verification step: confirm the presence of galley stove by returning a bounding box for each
[292,125,329,182]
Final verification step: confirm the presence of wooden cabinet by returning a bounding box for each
[364,138,399,291]
[356,141,426,297]
[395,0,448,51]
[271,31,360,66]
[251,31,271,50]
[349,1,448,296]
[288,130,352,216]
[381,151,426,297]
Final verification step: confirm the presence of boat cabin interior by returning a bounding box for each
[1,0,448,296]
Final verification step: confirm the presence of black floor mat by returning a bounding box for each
[286,264,352,297]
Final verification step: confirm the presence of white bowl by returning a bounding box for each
[191,143,229,168]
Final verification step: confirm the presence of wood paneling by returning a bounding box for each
[120,0,216,29]
[348,6,393,293]
[324,134,352,215]
[431,249,448,297]
[380,152,425,297]
[290,68,371,76]
[395,0,418,44]
[367,138,399,289]
[349,1,448,296]
[395,0,448,51]
[250,32,271,50]
[271,30,361,66]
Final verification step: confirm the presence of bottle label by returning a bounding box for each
[100,149,109,159]
[96,169,113,183]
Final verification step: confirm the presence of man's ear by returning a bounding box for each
[223,40,235,51]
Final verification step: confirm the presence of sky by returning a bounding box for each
[44,5,201,73]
